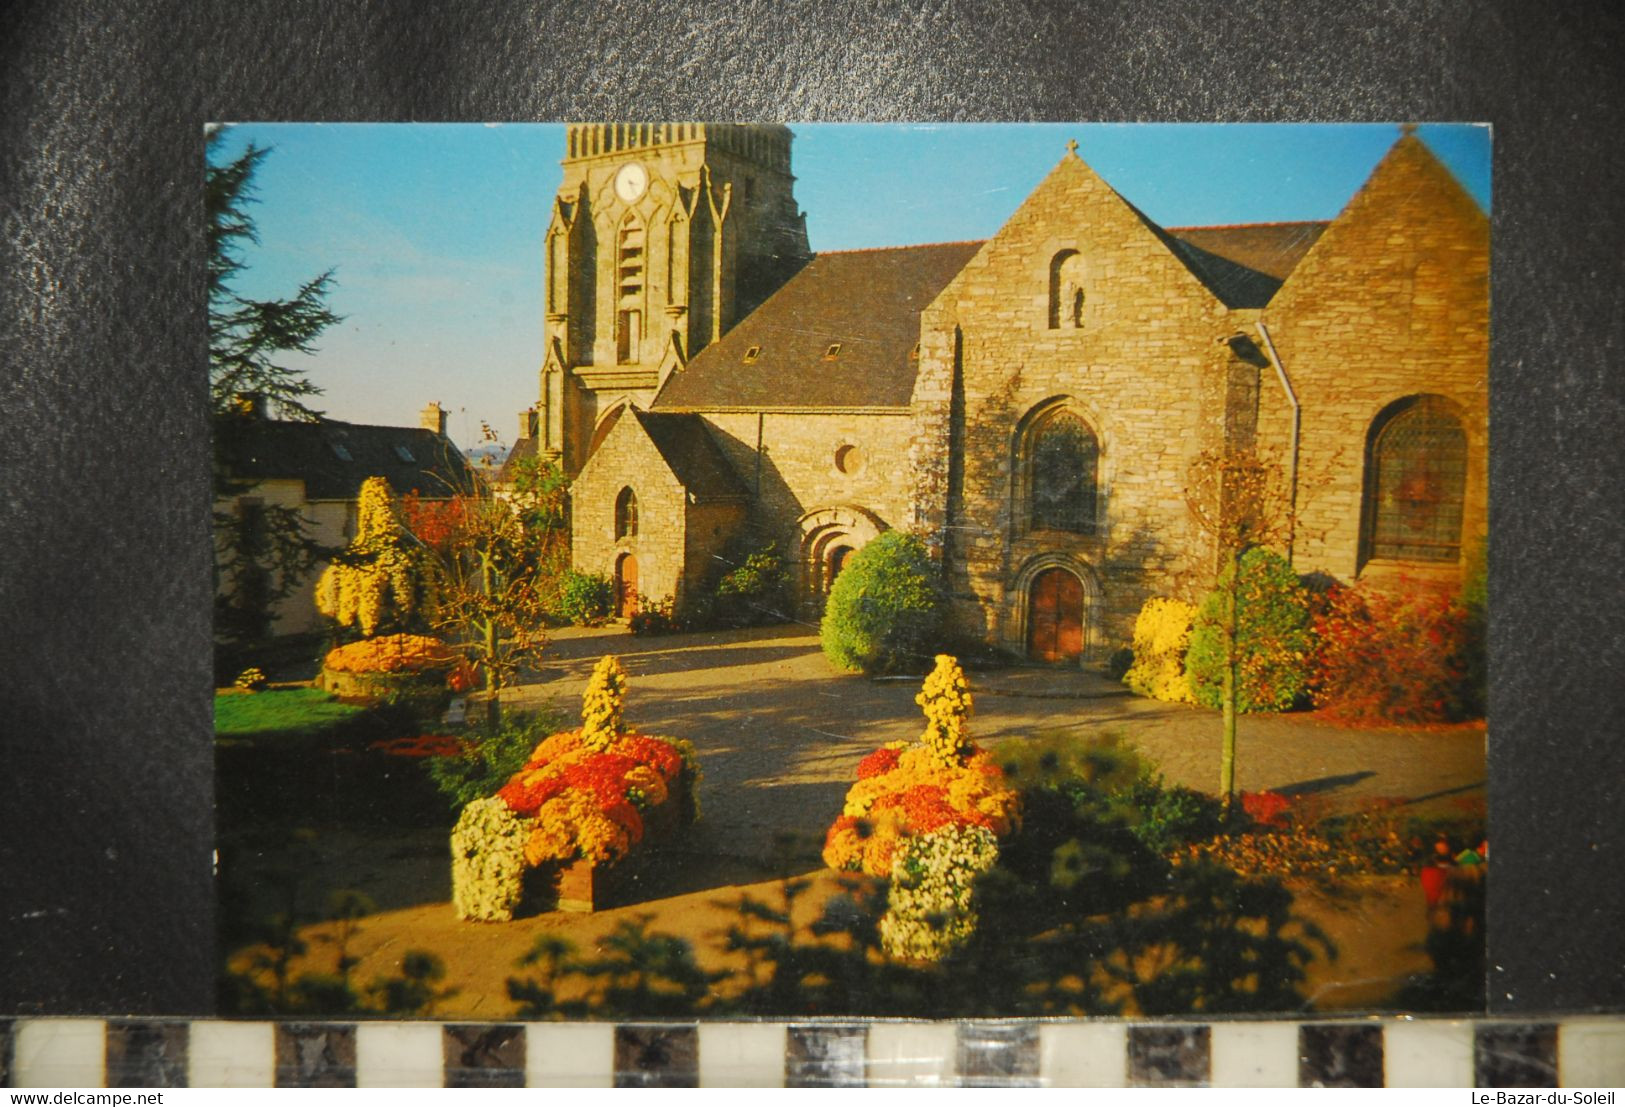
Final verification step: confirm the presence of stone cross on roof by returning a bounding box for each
[1066,138,1079,156]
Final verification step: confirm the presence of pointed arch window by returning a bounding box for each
[1048,250,1086,329]
[1026,407,1099,534]
[1362,395,1467,563]
[615,486,639,540]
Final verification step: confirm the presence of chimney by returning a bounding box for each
[520,407,539,441]
[420,401,448,436]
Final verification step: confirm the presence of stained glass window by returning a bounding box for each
[1365,396,1467,562]
[1029,411,1099,534]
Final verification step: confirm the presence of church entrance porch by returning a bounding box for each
[1027,567,1084,663]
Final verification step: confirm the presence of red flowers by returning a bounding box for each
[494,731,686,832]
[446,660,478,694]
[613,735,684,781]
[497,772,570,815]
[560,753,643,807]
[857,747,902,779]
[871,785,992,835]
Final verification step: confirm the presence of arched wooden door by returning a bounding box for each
[1027,567,1084,662]
[615,553,640,618]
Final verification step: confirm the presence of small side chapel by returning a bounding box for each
[512,123,1487,662]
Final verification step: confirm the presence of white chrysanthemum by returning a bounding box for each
[879,824,998,962]
[450,797,536,922]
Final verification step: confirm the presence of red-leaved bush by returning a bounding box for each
[1310,580,1479,724]
[1241,790,1293,827]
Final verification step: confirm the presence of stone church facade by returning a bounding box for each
[518,124,1487,663]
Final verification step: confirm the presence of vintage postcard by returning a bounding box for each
[208,122,1490,1022]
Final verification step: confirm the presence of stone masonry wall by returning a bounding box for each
[1257,134,1490,587]
[702,409,915,584]
[913,153,1246,658]
[683,500,749,593]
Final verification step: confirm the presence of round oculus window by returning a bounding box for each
[834,444,863,475]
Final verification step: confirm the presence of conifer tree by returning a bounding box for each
[209,129,343,650]
[208,131,340,421]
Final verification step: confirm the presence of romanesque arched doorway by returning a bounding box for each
[614,553,640,618]
[1027,567,1084,663]
[796,505,886,619]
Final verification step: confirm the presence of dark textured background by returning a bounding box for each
[1,0,1621,1016]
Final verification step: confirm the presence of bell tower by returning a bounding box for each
[535,123,811,475]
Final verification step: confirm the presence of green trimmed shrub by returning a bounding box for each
[555,570,613,625]
[819,531,945,674]
[1186,548,1312,713]
[672,539,792,631]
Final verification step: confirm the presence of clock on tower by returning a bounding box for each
[535,123,810,476]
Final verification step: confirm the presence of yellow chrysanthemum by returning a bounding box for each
[581,655,628,751]
[624,764,668,807]
[915,654,974,766]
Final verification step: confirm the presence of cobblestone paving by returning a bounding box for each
[504,624,1487,863]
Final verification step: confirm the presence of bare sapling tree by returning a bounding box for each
[1183,446,1300,814]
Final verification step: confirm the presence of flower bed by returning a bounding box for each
[1174,790,1487,881]
[822,655,1020,961]
[451,656,699,921]
[368,735,469,759]
[317,633,457,704]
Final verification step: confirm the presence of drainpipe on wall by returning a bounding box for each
[1254,320,1300,561]
[754,412,764,499]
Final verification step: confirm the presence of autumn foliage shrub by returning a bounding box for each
[316,477,437,636]
[1186,548,1312,713]
[1122,597,1196,703]
[1310,579,1479,724]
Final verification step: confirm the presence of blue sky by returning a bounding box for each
[209,122,1490,448]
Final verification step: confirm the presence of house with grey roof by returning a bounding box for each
[215,399,476,638]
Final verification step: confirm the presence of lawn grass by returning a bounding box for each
[215,686,366,739]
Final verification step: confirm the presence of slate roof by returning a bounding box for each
[216,414,477,501]
[654,241,983,411]
[1165,221,1329,283]
[630,410,750,502]
[496,435,537,485]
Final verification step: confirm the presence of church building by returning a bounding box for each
[516,123,1487,664]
